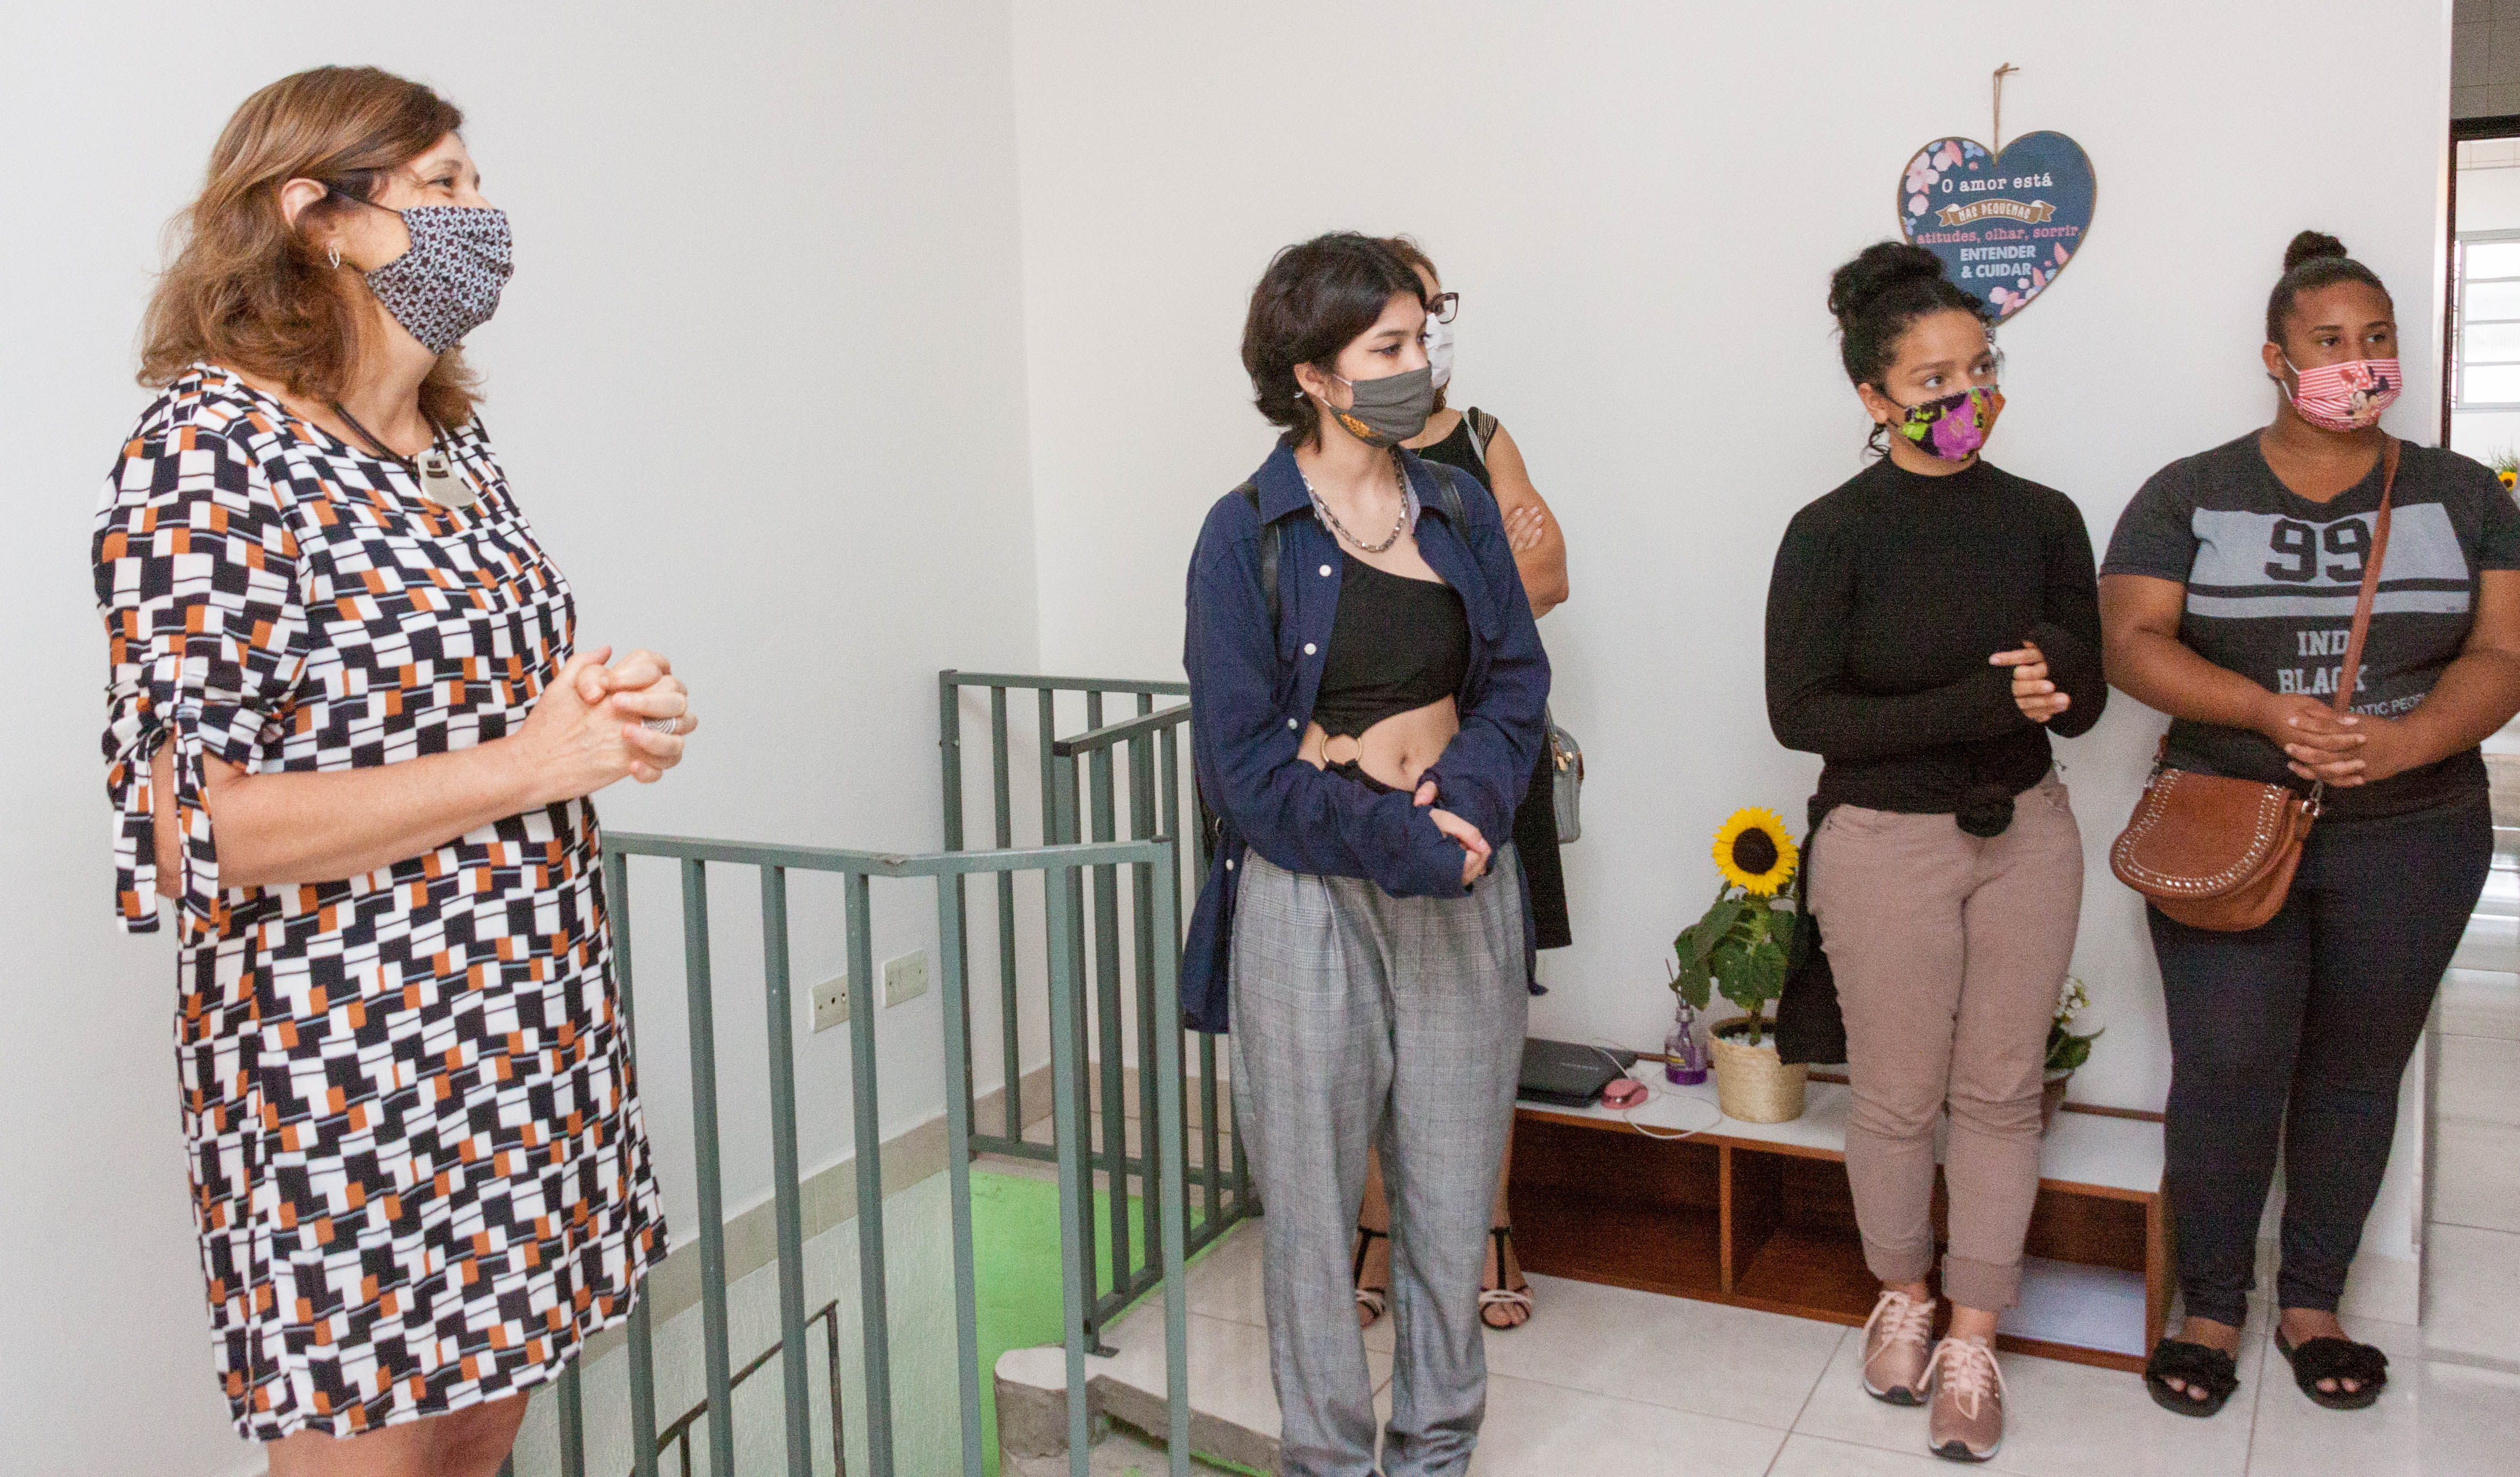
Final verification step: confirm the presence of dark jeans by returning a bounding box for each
[2149,793,2491,1327]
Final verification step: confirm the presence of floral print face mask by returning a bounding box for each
[1889,385,2004,461]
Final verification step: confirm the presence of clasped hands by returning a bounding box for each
[512,645,700,803]
[1409,777,1491,889]
[2259,692,2410,789]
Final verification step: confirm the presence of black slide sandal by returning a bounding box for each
[2275,1329,2387,1410]
[2144,1338,2240,1417]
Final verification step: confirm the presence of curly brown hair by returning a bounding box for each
[139,66,481,427]
[1240,232,1422,450]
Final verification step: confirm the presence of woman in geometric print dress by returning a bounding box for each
[94,67,681,1476]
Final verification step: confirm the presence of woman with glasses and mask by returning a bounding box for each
[1766,242,2104,1464]
[1184,231,1548,1477]
[2103,232,2520,1420]
[1350,236,1568,1335]
[94,68,683,1477]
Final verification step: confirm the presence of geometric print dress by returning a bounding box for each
[93,364,668,1441]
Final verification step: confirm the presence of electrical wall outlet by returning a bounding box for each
[883,950,929,1008]
[812,973,851,1033]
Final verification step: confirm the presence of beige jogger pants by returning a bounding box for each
[1807,773,2083,1311]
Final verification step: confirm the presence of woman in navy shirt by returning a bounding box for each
[1183,232,1547,1477]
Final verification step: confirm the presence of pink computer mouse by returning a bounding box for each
[1601,1078,1647,1109]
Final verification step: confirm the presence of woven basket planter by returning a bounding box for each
[1711,1019,1807,1124]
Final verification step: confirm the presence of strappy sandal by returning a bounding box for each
[2143,1338,2240,1417]
[2275,1328,2387,1410]
[1479,1226,1533,1330]
[1352,1227,1388,1327]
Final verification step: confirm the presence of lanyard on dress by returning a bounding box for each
[331,402,479,509]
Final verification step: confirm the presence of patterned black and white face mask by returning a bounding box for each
[351,203,513,354]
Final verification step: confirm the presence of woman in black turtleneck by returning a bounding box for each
[1763,242,2104,1465]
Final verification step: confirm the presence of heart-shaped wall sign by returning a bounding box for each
[1897,130,2096,319]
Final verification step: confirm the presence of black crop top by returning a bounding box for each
[1311,552,1471,737]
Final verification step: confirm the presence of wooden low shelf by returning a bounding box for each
[1509,1074,2169,1373]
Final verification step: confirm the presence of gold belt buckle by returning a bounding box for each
[1324,733,1362,765]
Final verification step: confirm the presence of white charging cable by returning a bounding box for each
[1587,1041,1725,1141]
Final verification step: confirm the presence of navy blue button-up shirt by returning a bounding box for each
[1182,438,1550,1031]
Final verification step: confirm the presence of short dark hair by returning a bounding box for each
[1826,240,1987,393]
[2265,230,2391,349]
[1242,232,1424,448]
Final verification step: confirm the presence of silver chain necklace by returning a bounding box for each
[1302,450,1411,555]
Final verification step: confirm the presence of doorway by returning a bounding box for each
[2428,112,2520,1354]
[2446,115,2520,461]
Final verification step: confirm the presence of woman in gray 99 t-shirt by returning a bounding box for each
[2100,231,2520,1419]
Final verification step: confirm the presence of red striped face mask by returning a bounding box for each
[2280,354,2399,432]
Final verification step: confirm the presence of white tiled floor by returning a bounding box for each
[2421,1224,2520,1368]
[2431,1118,2520,1232]
[1089,1217,2520,1475]
[2435,969,2520,1247]
[2440,968,2520,1041]
[2438,1034,2520,1128]
[2426,964,2520,1390]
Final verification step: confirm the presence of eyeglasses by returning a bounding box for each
[1424,291,1459,324]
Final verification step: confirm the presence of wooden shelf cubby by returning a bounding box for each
[1508,1075,2170,1372]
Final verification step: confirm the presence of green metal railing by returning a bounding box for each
[516,829,1193,1477]
[654,1299,842,1477]
[938,673,1253,1350]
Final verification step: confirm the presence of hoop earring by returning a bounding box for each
[327,244,342,270]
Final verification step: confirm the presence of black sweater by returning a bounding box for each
[1765,456,2105,814]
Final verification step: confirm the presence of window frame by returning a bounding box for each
[2455,228,2520,412]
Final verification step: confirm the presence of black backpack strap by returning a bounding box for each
[1237,480,1279,630]
[1428,460,1470,531]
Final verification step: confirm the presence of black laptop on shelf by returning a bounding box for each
[1516,1037,1637,1107]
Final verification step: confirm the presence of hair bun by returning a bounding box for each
[1829,241,1949,324]
[2283,230,2350,272]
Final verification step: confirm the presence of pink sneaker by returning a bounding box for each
[1927,1334,2007,1463]
[1861,1290,1936,1405]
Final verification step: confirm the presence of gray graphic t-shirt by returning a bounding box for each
[2103,434,2520,820]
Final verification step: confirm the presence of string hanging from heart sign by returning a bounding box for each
[1898,63,2096,320]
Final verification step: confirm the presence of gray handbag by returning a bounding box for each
[1546,706,1582,845]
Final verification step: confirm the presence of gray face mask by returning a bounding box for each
[340,195,513,354]
[1320,366,1435,447]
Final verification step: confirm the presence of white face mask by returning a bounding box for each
[1423,313,1456,390]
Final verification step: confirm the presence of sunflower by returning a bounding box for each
[1712,808,1798,896]
[2501,468,2517,493]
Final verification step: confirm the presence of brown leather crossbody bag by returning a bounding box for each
[2109,438,2398,931]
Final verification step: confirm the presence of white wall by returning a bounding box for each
[0,6,1036,1475]
[1010,0,2451,1119]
